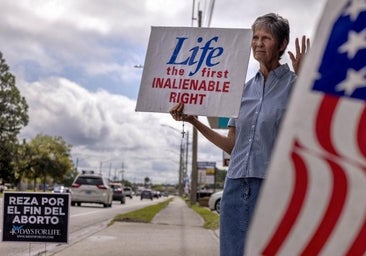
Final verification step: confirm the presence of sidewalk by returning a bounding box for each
[51,197,219,256]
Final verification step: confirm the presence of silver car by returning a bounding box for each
[70,171,113,208]
[208,190,223,214]
[123,186,133,199]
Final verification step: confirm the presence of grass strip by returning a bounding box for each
[183,197,219,230]
[190,203,219,230]
[110,198,173,225]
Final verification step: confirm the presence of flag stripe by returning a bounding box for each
[262,140,308,255]
[300,158,348,255]
[345,213,366,256]
[315,95,340,156]
[357,107,366,158]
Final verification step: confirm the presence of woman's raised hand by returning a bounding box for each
[288,35,310,75]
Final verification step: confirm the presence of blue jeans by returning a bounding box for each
[220,178,263,256]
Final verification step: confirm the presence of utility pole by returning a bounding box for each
[121,162,125,182]
[184,131,189,194]
[108,162,112,180]
[190,128,198,204]
[161,124,185,196]
[178,136,184,196]
[190,7,202,205]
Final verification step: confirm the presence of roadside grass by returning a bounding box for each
[184,197,219,230]
[191,203,219,230]
[110,198,173,226]
[110,196,219,231]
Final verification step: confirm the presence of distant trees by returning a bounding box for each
[18,135,74,190]
[0,51,29,184]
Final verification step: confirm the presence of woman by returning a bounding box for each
[170,13,310,256]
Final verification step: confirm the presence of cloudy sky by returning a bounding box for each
[0,0,327,185]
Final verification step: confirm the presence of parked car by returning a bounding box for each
[123,186,133,198]
[70,171,113,208]
[110,182,125,204]
[208,190,223,214]
[140,189,153,200]
[52,185,70,193]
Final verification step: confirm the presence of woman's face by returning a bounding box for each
[251,27,282,65]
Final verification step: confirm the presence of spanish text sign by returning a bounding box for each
[2,192,70,243]
[135,26,252,117]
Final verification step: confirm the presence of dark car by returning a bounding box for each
[110,183,126,204]
[153,190,161,198]
[140,189,153,200]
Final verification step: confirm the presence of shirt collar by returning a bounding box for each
[255,63,291,80]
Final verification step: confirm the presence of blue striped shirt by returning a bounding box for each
[227,64,296,179]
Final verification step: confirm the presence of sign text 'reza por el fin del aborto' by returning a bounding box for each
[2,192,70,243]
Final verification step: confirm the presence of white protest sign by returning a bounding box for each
[246,0,366,255]
[135,26,252,117]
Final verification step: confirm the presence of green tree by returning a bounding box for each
[22,134,74,190]
[1,140,19,184]
[122,179,132,187]
[0,51,29,184]
[60,167,78,187]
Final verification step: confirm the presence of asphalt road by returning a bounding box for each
[0,195,167,256]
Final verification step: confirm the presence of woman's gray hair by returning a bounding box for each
[251,13,290,58]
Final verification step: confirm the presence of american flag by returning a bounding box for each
[246,0,366,255]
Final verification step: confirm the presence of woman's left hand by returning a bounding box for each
[288,35,310,75]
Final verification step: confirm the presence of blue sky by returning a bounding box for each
[0,0,326,184]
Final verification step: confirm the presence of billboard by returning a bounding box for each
[197,161,216,185]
